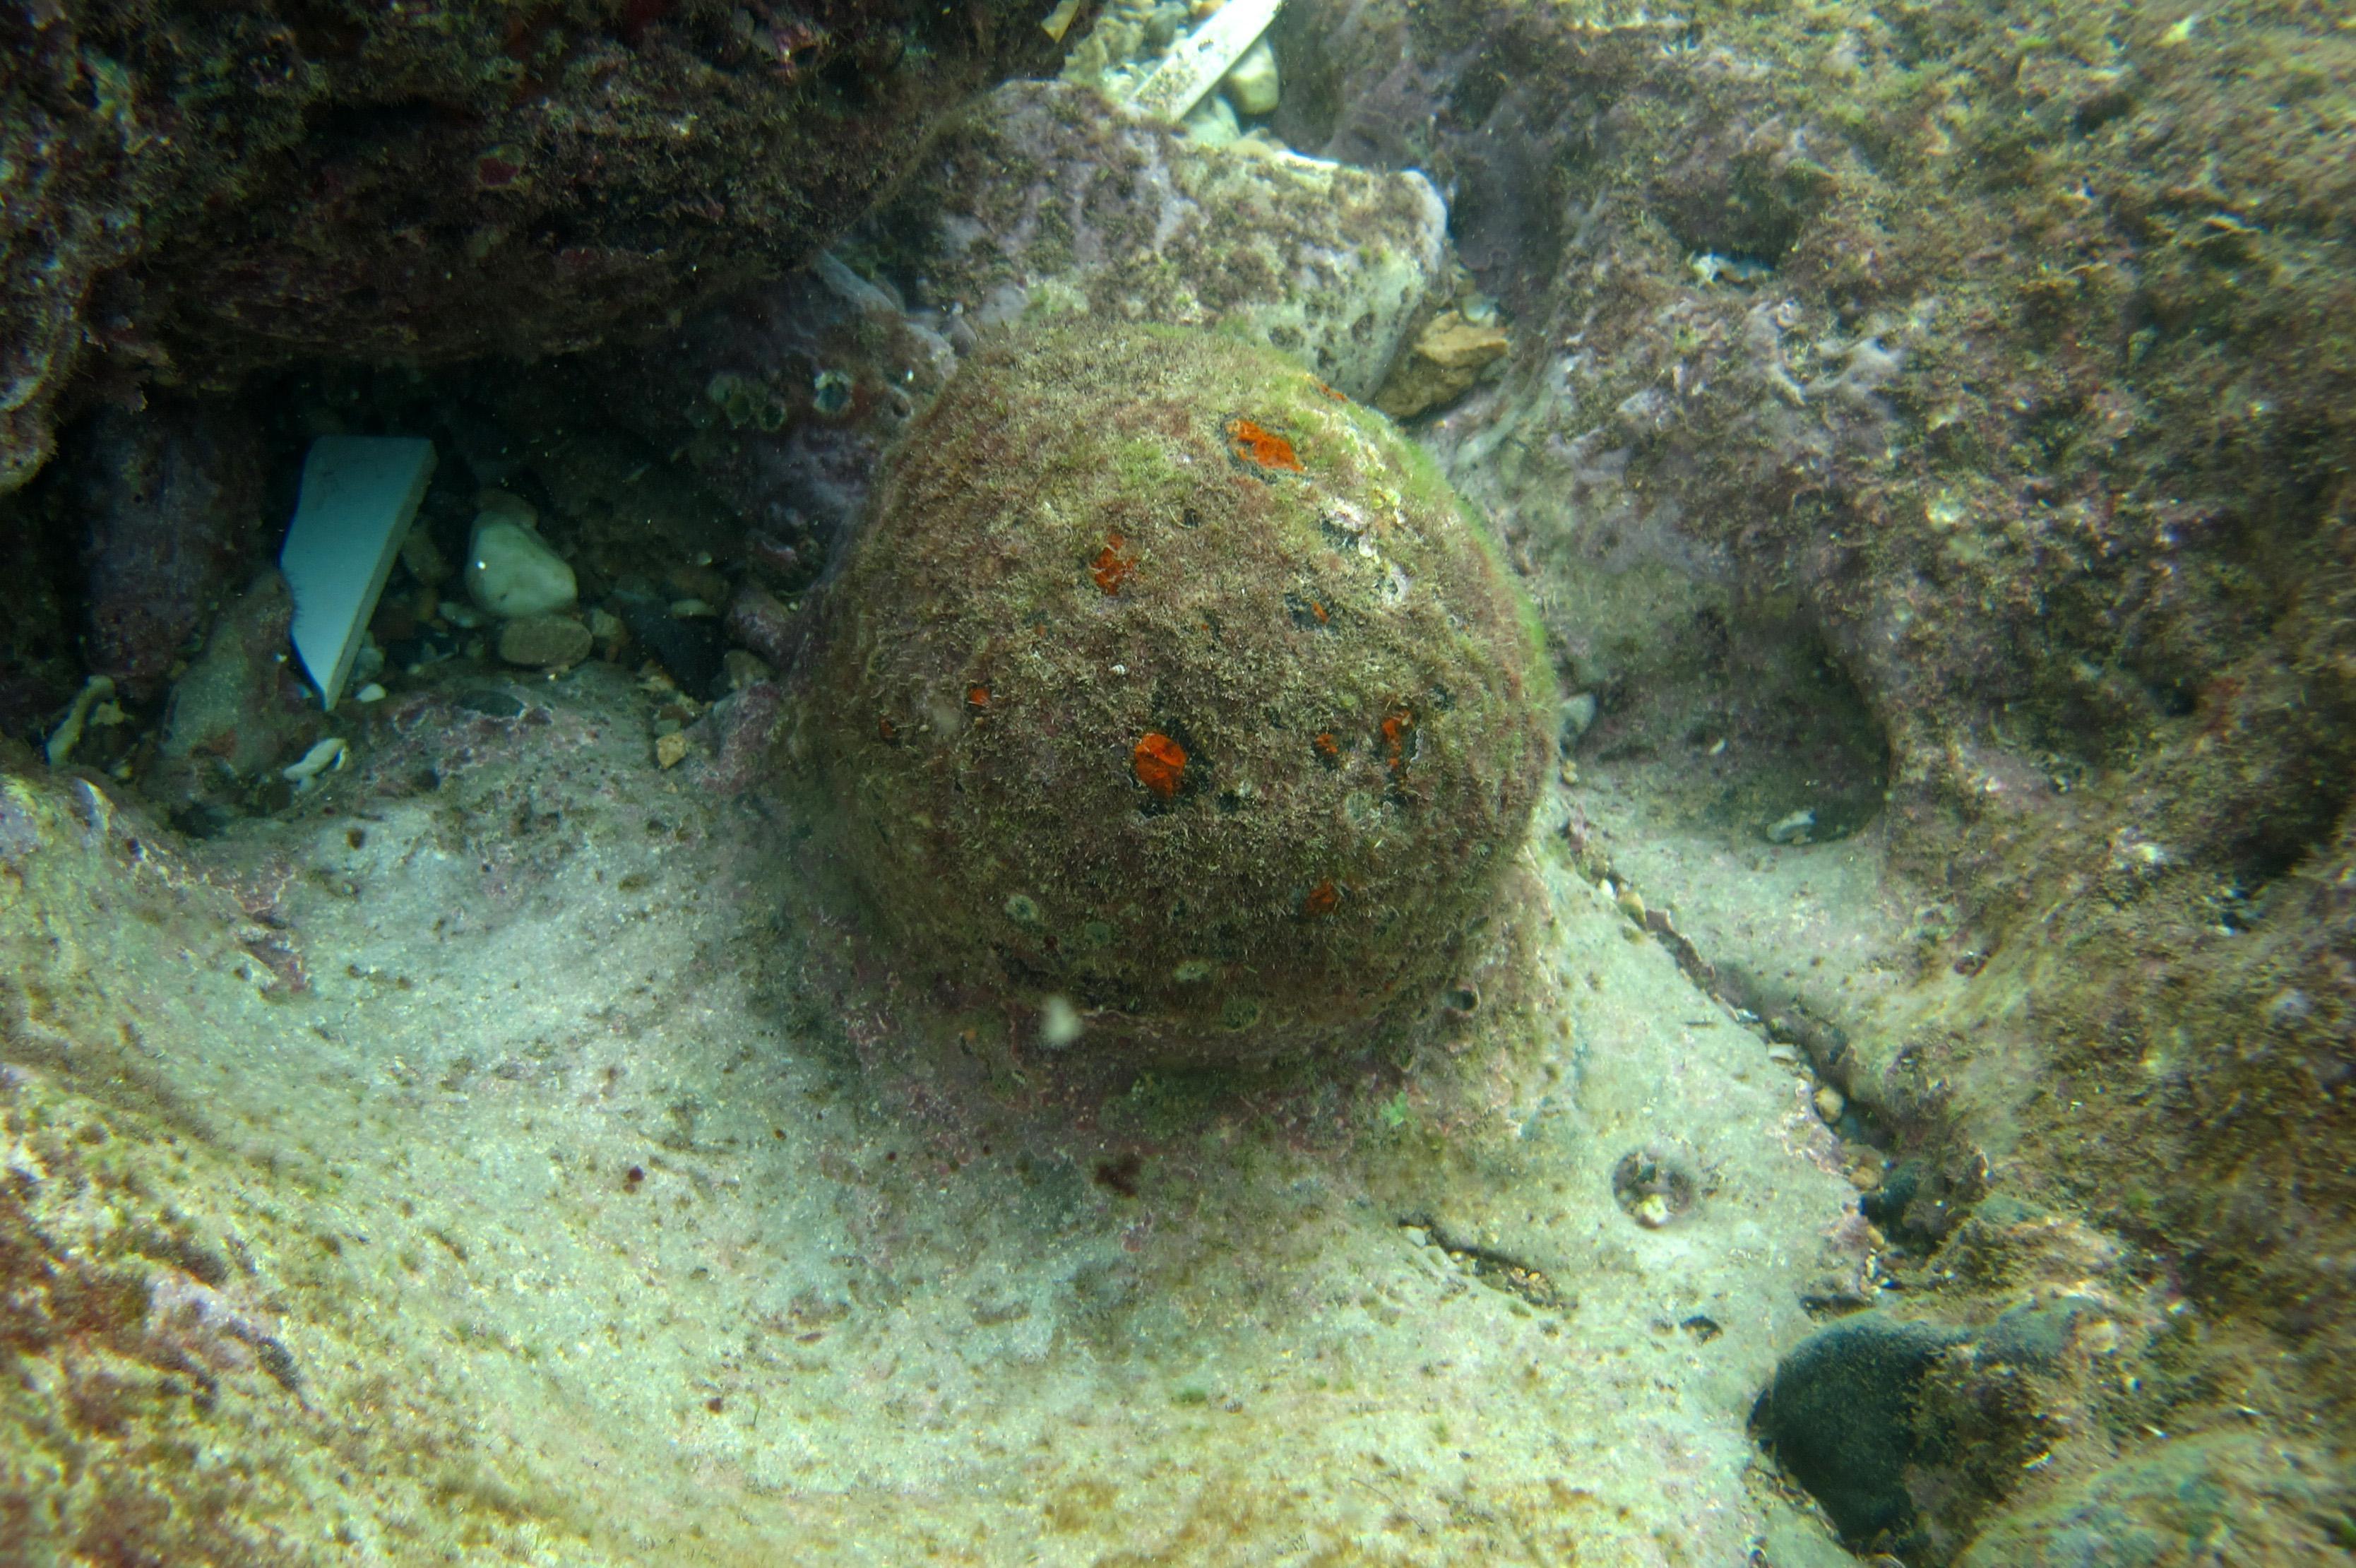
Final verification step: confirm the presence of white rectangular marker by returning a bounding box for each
[1128,0,1284,121]
[280,436,437,710]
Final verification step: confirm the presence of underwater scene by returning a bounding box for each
[2,0,2353,1562]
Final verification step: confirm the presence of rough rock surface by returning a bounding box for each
[811,323,1549,1061]
[578,79,1456,576]
[1273,0,2356,1557]
[574,261,961,574]
[0,0,1077,494]
[871,80,1450,399]
[1956,1432,2356,1568]
[64,396,264,701]
[151,571,321,815]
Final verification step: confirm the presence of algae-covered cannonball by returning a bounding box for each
[813,324,1550,1061]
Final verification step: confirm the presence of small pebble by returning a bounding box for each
[497,613,593,669]
[355,682,388,703]
[655,731,690,769]
[1039,994,1084,1048]
[466,494,576,619]
[1183,93,1241,147]
[456,688,527,720]
[282,736,348,788]
[722,649,773,691]
[1222,36,1279,114]
[589,603,626,655]
[399,527,451,586]
[1814,1085,1846,1124]
[1559,691,1598,744]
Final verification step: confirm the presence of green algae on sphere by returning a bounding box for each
[814,325,1551,1061]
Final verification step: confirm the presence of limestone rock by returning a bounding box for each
[1374,309,1511,419]
[65,396,263,701]
[1958,1433,2356,1567]
[876,81,1450,401]
[152,571,323,813]
[1,0,1073,497]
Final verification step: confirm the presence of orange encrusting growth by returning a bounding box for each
[1222,415,1305,473]
[1380,707,1416,773]
[1090,532,1136,595]
[1304,879,1339,917]
[1133,732,1187,797]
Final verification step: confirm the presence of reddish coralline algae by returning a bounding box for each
[1222,415,1306,475]
[1090,533,1139,595]
[1131,732,1187,798]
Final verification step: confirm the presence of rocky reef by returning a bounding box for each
[1,0,2354,1562]
[1268,0,2356,1557]
[0,0,1077,492]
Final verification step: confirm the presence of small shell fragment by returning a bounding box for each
[283,737,349,789]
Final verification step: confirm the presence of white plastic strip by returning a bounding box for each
[280,436,437,709]
[1127,0,1285,121]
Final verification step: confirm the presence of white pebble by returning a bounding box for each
[1222,36,1279,114]
[1039,995,1084,1048]
[282,737,348,788]
[465,496,576,619]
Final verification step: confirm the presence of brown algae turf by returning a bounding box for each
[811,323,1553,1064]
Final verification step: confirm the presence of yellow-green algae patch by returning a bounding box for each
[811,324,1554,1062]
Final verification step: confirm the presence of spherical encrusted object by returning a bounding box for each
[813,324,1550,1061]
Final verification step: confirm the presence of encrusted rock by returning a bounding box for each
[495,613,592,669]
[152,571,323,814]
[1373,309,1511,420]
[1957,1432,2356,1567]
[1756,1296,2138,1555]
[811,324,1549,1062]
[1,0,1073,495]
[876,81,1450,400]
[65,396,263,701]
